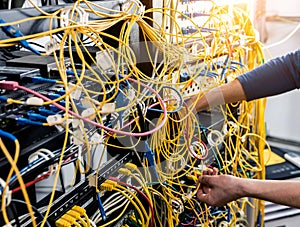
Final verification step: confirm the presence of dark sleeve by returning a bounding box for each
[236,49,300,101]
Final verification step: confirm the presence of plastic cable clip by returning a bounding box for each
[45,38,60,55]
[96,49,114,71]
[80,98,95,108]
[26,97,44,106]
[81,108,96,120]
[46,114,63,126]
[72,129,84,145]
[100,102,116,114]
[68,83,82,100]
[60,6,89,28]
[127,89,135,102]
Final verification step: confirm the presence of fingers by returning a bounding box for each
[196,167,218,189]
[202,167,218,176]
[196,175,215,206]
[197,189,208,203]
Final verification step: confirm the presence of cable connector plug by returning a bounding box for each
[118,168,131,176]
[0,18,41,55]
[104,179,118,187]
[125,163,138,171]
[108,176,120,183]
[72,205,86,216]
[99,183,114,191]
[0,81,19,90]
[55,218,70,227]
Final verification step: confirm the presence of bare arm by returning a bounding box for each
[197,174,300,208]
[191,79,247,112]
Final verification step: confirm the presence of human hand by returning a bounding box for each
[197,169,242,207]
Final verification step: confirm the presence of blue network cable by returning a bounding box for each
[0,18,41,55]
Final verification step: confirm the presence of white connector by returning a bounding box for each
[100,102,116,114]
[68,83,82,100]
[96,49,115,71]
[46,114,63,126]
[81,108,96,120]
[26,97,44,106]
[0,178,11,207]
[45,38,60,55]
[60,6,89,28]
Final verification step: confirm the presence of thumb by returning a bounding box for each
[197,188,209,203]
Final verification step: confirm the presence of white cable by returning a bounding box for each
[89,219,97,227]
[94,195,132,223]
[91,191,127,221]
[207,130,223,147]
[8,0,12,10]
[264,23,300,49]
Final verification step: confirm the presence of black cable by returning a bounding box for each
[8,203,21,227]
[41,0,48,6]
[28,42,46,50]
[11,199,51,227]
[59,170,66,194]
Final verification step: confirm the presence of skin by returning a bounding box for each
[197,169,300,209]
[191,79,300,209]
[190,79,247,112]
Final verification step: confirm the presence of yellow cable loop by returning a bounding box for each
[0,138,37,226]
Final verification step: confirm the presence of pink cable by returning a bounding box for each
[16,77,167,137]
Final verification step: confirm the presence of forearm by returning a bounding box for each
[238,178,300,208]
[194,79,246,112]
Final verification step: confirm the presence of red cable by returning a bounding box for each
[12,172,50,193]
